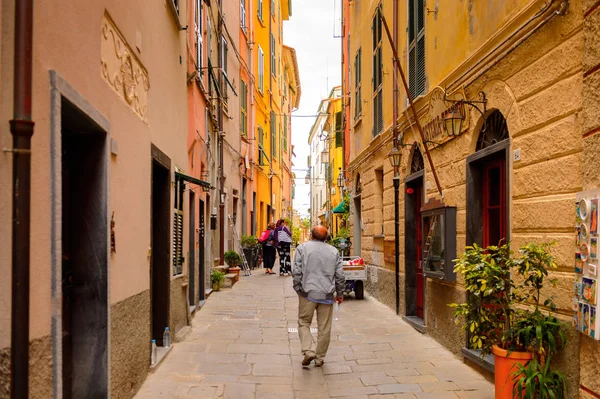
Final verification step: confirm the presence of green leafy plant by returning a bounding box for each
[449,242,564,358]
[241,235,259,248]
[211,269,225,284]
[511,354,568,399]
[224,251,242,266]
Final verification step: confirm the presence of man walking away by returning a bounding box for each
[292,226,345,367]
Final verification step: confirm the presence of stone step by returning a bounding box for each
[222,273,237,288]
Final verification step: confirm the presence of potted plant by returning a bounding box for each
[224,250,242,281]
[211,269,225,291]
[241,235,259,269]
[450,242,566,399]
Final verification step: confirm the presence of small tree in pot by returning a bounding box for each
[211,269,225,291]
[224,250,242,281]
[449,242,567,399]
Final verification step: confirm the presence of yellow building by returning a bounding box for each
[346,0,597,393]
[252,0,293,233]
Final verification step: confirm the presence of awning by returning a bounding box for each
[332,202,346,214]
[175,171,212,189]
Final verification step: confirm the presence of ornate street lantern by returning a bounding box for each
[387,145,401,176]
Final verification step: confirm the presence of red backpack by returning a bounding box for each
[258,229,270,243]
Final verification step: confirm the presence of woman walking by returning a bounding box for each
[275,219,293,276]
[259,222,277,274]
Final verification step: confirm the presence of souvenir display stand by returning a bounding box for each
[574,190,600,339]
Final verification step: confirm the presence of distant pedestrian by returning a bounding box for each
[258,223,277,274]
[293,226,345,367]
[275,219,293,276]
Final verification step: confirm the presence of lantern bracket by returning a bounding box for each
[443,90,488,134]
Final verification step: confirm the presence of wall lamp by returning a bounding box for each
[387,141,402,177]
[443,90,488,137]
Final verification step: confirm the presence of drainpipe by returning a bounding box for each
[10,0,35,398]
[392,0,400,316]
[217,5,225,264]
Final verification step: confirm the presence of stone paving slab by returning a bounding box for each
[134,267,493,399]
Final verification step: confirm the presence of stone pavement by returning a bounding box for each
[135,269,493,399]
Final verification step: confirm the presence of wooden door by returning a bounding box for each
[415,184,424,319]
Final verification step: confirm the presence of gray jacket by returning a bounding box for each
[293,240,345,301]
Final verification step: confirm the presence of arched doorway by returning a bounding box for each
[466,110,510,247]
[404,144,426,325]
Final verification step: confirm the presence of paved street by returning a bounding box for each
[135,269,493,399]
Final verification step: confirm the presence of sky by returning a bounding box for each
[284,0,341,219]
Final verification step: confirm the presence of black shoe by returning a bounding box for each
[302,354,315,366]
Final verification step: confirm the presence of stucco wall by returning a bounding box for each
[110,290,150,399]
[349,0,585,396]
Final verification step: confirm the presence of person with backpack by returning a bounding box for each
[275,219,293,276]
[258,222,277,274]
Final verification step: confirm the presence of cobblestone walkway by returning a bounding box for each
[135,269,493,399]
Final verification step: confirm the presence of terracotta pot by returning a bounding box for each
[492,345,533,399]
[229,266,241,282]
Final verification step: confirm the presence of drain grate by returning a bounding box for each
[288,327,318,333]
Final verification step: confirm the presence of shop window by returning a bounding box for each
[173,175,185,276]
[374,168,384,235]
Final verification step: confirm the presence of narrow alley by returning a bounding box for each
[135,271,492,399]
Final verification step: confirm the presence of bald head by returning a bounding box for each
[311,225,329,242]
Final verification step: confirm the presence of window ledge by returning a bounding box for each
[373,234,385,239]
[461,348,495,373]
[167,0,183,30]
[353,117,362,128]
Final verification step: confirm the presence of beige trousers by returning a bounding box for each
[297,296,334,360]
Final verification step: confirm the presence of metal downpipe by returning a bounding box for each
[10,0,35,397]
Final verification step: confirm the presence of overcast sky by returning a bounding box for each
[284,0,342,219]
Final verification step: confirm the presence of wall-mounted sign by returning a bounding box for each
[421,87,469,144]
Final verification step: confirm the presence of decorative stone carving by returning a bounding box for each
[101,13,149,122]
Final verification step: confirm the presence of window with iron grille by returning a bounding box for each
[258,126,265,165]
[270,34,276,78]
[221,36,228,100]
[335,111,343,148]
[408,0,426,98]
[258,46,264,93]
[240,0,247,33]
[270,111,277,161]
[283,114,288,152]
[258,0,263,22]
[173,175,185,276]
[354,48,362,120]
[240,80,248,136]
[372,6,383,136]
[196,0,203,74]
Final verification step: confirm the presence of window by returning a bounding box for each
[173,0,179,13]
[258,126,265,165]
[195,0,203,74]
[283,114,288,152]
[221,36,228,98]
[354,48,362,120]
[173,175,185,275]
[271,0,275,17]
[258,0,263,22]
[270,111,277,160]
[240,0,247,32]
[207,16,212,60]
[372,7,383,136]
[408,0,426,98]
[335,111,342,147]
[270,34,276,78]
[240,80,248,136]
[258,46,264,93]
[284,69,288,96]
